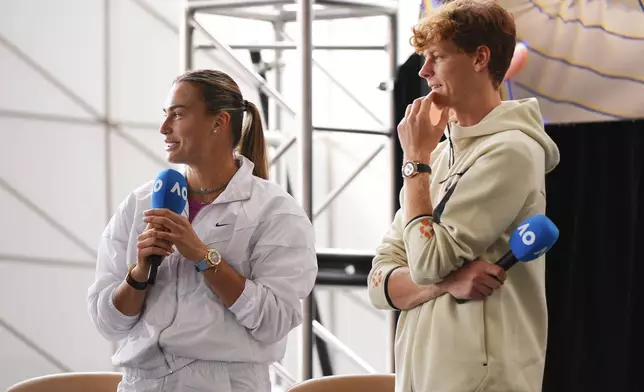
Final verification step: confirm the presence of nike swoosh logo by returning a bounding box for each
[215,223,230,227]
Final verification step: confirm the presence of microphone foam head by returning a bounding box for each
[509,214,559,262]
[151,169,188,214]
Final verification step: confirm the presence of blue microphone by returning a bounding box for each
[496,214,559,271]
[147,169,188,284]
[455,215,559,304]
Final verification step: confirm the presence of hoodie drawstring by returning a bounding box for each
[447,122,455,168]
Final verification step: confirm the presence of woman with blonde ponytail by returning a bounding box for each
[88,69,317,392]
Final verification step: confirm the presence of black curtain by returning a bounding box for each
[542,120,644,392]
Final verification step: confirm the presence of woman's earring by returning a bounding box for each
[212,128,219,135]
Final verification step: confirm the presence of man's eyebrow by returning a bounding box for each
[163,104,187,113]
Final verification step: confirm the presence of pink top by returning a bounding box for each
[188,198,207,223]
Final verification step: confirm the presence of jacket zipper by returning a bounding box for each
[156,203,209,372]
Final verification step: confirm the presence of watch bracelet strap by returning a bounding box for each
[417,162,432,173]
[194,259,210,272]
[195,259,221,273]
[126,264,148,290]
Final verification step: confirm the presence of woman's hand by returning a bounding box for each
[132,223,174,281]
[143,209,208,263]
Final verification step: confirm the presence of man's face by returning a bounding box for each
[418,39,479,110]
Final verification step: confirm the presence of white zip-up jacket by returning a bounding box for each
[87,156,318,378]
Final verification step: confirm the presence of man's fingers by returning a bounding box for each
[418,94,432,118]
[473,283,494,297]
[409,97,423,118]
[469,289,487,301]
[405,103,412,119]
[477,273,502,290]
[485,263,507,283]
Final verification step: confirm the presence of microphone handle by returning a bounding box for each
[147,255,164,285]
[496,251,518,271]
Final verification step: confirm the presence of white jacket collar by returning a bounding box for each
[211,154,254,205]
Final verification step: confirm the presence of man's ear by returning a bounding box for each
[473,45,491,73]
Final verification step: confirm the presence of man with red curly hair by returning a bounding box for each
[368,1,560,391]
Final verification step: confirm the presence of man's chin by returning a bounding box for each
[431,95,449,110]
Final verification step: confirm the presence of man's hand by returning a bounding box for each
[441,260,507,301]
[397,91,449,162]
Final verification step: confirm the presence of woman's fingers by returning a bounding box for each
[137,234,173,253]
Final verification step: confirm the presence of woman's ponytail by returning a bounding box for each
[238,100,268,179]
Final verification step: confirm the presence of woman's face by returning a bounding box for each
[159,81,229,166]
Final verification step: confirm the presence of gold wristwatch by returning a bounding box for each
[194,248,222,273]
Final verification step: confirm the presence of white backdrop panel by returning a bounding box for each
[0,0,105,117]
[0,263,113,390]
[0,118,106,259]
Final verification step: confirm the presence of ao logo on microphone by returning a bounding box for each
[153,178,188,201]
[507,214,559,263]
[516,222,536,245]
[516,221,549,258]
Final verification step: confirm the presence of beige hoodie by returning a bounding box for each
[368,98,560,392]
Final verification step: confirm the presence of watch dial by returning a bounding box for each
[403,163,414,176]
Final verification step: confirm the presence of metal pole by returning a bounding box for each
[314,126,390,136]
[273,21,285,136]
[298,0,314,382]
[187,0,291,10]
[316,0,397,13]
[314,143,385,219]
[272,20,289,191]
[270,362,297,387]
[312,321,378,374]
[269,135,296,167]
[104,0,117,360]
[282,32,385,127]
[196,43,387,51]
[180,5,194,71]
[386,12,399,375]
[190,19,296,117]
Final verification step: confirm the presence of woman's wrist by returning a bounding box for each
[190,244,209,264]
[130,263,149,282]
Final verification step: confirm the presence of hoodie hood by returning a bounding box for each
[446,98,560,173]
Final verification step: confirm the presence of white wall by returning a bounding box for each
[0,0,421,390]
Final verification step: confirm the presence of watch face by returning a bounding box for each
[207,249,221,265]
[402,162,415,177]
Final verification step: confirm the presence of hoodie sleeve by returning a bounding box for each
[367,209,408,310]
[404,138,541,285]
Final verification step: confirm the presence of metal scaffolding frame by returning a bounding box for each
[181,0,399,385]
